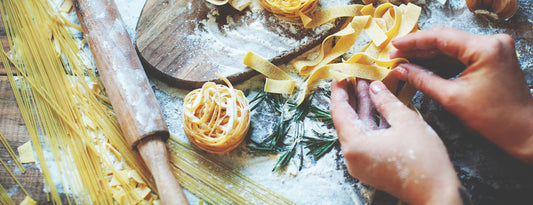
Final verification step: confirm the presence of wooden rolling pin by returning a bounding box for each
[73,0,189,204]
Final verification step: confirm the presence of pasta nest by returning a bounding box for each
[183,80,250,153]
[259,0,319,21]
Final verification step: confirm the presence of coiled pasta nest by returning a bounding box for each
[183,77,250,153]
[258,0,319,21]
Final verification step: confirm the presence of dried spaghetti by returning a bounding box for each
[259,0,319,21]
[183,76,250,153]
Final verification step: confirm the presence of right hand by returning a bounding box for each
[390,26,533,165]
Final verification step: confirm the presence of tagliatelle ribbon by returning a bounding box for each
[205,0,252,11]
[183,75,251,153]
[259,0,319,21]
[243,52,297,94]
[244,3,423,106]
[293,15,371,76]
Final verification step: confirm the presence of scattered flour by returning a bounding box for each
[19,0,532,204]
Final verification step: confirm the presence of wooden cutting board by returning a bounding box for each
[135,0,353,89]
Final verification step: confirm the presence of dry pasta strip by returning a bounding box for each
[183,75,250,153]
[259,0,318,21]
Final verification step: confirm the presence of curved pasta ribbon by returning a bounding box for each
[244,3,422,106]
[183,76,251,153]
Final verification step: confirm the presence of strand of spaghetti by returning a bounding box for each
[0,183,15,205]
[0,130,26,173]
[167,135,297,205]
[1,0,158,203]
[0,157,32,199]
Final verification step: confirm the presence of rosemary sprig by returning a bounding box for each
[309,104,333,126]
[249,91,267,111]
[248,90,337,171]
[272,141,298,171]
[303,130,338,160]
[319,86,331,98]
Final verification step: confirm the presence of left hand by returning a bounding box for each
[330,78,462,205]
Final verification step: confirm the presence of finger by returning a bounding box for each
[391,26,482,66]
[356,79,378,129]
[369,81,418,126]
[330,79,366,142]
[393,63,458,105]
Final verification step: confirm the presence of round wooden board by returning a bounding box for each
[135,0,353,89]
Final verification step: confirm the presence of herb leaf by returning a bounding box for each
[303,130,338,160]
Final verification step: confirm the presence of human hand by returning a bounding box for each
[390,26,533,165]
[330,78,463,205]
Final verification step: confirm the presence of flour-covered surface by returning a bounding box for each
[39,0,532,204]
[125,0,533,204]
[134,0,356,89]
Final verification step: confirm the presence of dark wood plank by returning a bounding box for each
[135,0,353,89]
[0,76,48,204]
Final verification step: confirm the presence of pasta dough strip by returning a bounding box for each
[244,3,422,106]
[183,75,250,153]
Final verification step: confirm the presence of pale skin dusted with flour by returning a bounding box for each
[330,79,463,205]
[330,26,533,204]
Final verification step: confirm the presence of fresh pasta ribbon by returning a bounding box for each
[259,0,319,21]
[243,52,297,94]
[300,4,364,28]
[265,78,296,94]
[243,52,294,81]
[183,75,251,153]
[244,3,422,106]
[293,15,371,76]
[205,0,252,11]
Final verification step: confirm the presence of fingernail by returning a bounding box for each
[370,81,386,94]
[394,65,408,79]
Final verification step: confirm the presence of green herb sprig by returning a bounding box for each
[248,91,337,171]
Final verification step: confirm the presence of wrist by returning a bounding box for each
[402,171,463,205]
[508,103,533,165]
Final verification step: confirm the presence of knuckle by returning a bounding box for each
[411,70,431,92]
[437,88,459,107]
[493,33,515,47]
[481,34,515,57]
[430,25,447,31]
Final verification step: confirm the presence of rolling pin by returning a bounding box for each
[73,0,189,204]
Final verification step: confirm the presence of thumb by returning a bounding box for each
[393,63,457,105]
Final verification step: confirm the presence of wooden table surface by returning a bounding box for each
[1,1,533,204]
